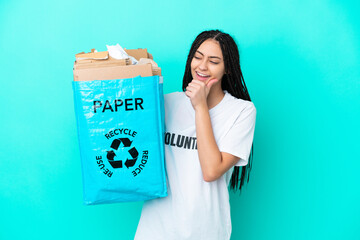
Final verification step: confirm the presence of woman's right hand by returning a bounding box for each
[185,78,218,111]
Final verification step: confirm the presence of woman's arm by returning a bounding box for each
[185,79,240,182]
[195,105,240,182]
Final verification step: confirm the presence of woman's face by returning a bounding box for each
[191,39,226,84]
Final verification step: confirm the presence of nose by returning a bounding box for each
[199,58,208,71]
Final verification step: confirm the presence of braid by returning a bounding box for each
[182,30,254,192]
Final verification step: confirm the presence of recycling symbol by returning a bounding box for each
[106,138,139,169]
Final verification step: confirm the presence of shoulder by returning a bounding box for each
[225,92,256,116]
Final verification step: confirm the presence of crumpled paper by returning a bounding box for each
[106,44,138,64]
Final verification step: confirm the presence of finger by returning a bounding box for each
[185,90,194,98]
[188,82,202,88]
[191,79,206,86]
[187,85,201,93]
[206,78,219,89]
[187,82,197,88]
[186,85,197,92]
[205,77,217,85]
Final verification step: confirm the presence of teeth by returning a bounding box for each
[197,72,209,77]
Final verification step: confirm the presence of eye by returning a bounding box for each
[210,61,220,64]
[194,56,201,60]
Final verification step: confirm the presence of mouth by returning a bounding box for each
[195,71,211,81]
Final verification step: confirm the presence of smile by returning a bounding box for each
[196,71,210,78]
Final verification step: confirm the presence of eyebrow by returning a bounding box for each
[196,50,222,60]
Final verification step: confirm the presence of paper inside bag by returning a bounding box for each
[107,44,138,64]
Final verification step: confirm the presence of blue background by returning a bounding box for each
[0,0,359,239]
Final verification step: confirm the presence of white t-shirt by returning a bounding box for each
[135,91,256,240]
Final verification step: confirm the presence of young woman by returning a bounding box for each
[135,30,256,240]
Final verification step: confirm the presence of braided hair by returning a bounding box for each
[182,29,253,191]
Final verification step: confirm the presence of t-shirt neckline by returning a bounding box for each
[209,91,229,113]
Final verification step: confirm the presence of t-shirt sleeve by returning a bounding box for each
[219,102,256,166]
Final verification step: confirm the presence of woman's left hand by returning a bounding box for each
[185,78,218,110]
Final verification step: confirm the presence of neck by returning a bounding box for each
[207,86,225,109]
